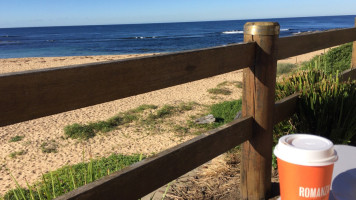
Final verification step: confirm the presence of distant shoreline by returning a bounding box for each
[0,45,337,75]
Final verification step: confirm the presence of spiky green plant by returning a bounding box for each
[297,75,356,144]
[274,67,356,145]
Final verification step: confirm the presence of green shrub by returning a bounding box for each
[274,67,356,145]
[301,43,352,75]
[9,151,26,159]
[9,135,25,143]
[64,123,95,140]
[155,105,175,118]
[296,78,356,144]
[275,69,325,100]
[210,100,242,126]
[185,100,242,135]
[3,154,143,200]
[178,102,197,112]
[324,43,352,74]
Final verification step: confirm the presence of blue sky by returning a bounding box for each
[0,0,355,28]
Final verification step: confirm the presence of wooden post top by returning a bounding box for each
[244,22,280,36]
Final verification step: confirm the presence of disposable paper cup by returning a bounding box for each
[274,134,338,200]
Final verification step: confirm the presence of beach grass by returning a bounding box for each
[9,136,25,143]
[3,154,143,200]
[64,104,158,140]
[178,99,242,135]
[64,102,198,140]
[9,151,26,159]
[207,88,232,95]
[208,80,242,96]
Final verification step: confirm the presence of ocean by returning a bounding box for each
[0,15,355,59]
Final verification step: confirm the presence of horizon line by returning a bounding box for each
[1,14,355,29]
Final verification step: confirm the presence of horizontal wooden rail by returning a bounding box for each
[273,93,300,124]
[55,116,254,200]
[1,27,356,127]
[0,43,255,127]
[340,68,356,82]
[278,27,356,60]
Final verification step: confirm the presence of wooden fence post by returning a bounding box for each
[241,22,280,199]
[352,17,356,69]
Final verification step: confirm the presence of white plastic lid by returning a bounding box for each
[274,134,338,166]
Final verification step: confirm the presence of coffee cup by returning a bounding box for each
[274,134,338,200]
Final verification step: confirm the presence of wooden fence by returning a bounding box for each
[1,18,356,199]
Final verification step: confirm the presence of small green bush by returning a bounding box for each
[178,102,197,112]
[9,151,26,159]
[210,100,242,126]
[185,100,242,135]
[155,105,175,118]
[301,43,352,75]
[324,43,352,74]
[207,88,232,95]
[128,104,158,113]
[64,123,95,140]
[9,135,25,143]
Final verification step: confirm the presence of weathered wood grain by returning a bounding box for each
[55,116,253,200]
[278,27,356,60]
[0,43,255,127]
[340,68,356,82]
[241,22,279,199]
[352,18,356,69]
[273,93,300,124]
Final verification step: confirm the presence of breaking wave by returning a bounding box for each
[222,30,244,34]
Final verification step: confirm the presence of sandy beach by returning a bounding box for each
[0,48,333,196]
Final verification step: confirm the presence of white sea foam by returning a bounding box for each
[134,36,157,39]
[223,28,288,34]
[222,30,243,34]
